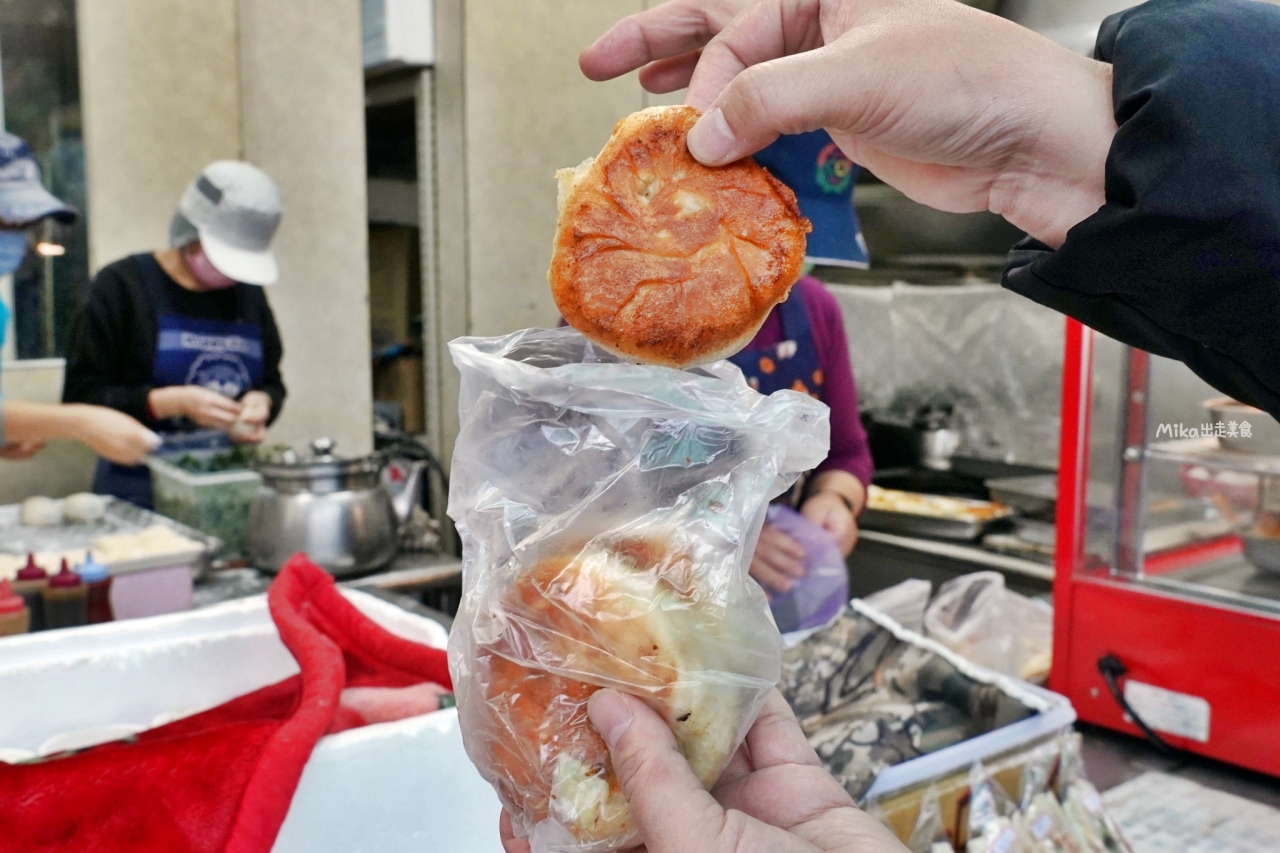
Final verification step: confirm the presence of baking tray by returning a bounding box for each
[0,499,219,578]
[1241,532,1280,575]
[859,505,1012,541]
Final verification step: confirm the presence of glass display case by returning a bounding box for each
[1050,320,1280,776]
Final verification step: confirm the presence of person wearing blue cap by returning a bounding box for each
[0,132,161,466]
[725,130,874,599]
[62,161,288,507]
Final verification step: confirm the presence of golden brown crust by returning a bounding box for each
[550,106,811,367]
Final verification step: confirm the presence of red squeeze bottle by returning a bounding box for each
[13,555,49,632]
[42,559,88,630]
[0,579,31,636]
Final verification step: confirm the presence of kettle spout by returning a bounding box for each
[385,458,428,524]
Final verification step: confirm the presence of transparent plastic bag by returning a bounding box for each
[967,762,1026,853]
[1057,734,1133,853]
[862,578,933,633]
[908,784,954,853]
[764,504,848,634]
[924,572,1052,682]
[446,328,830,853]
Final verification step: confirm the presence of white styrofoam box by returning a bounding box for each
[0,590,503,853]
[275,708,501,852]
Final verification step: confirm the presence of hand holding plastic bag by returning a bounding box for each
[447,328,829,853]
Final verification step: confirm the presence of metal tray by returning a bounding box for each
[859,505,1012,541]
[1241,532,1280,575]
[0,499,219,579]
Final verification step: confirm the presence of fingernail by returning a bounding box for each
[588,690,633,748]
[144,430,163,450]
[687,108,736,165]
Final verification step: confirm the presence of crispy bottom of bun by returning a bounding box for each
[551,106,810,368]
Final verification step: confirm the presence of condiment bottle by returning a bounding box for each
[13,555,49,632]
[0,579,30,636]
[42,559,88,630]
[79,552,114,624]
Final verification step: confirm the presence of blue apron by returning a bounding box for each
[727,289,824,400]
[93,254,265,507]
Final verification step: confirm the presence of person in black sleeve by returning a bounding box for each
[63,161,287,507]
[485,3,1280,853]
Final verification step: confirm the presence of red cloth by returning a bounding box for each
[0,555,452,852]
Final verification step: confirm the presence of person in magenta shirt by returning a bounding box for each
[729,129,873,597]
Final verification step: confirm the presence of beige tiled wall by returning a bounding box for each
[430,0,652,476]
[237,0,374,454]
[459,0,647,337]
[77,0,243,271]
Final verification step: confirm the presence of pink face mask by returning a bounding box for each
[185,246,237,290]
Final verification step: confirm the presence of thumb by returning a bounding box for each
[588,690,730,852]
[687,49,845,166]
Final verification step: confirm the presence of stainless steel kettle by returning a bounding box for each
[247,438,422,576]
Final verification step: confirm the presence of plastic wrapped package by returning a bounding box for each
[967,762,1027,853]
[862,578,933,633]
[924,573,1052,682]
[446,328,830,853]
[764,504,848,634]
[907,784,954,853]
[1057,734,1133,853]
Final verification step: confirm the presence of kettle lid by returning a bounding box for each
[255,438,383,483]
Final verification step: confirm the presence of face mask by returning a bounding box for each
[185,245,237,290]
[0,230,28,276]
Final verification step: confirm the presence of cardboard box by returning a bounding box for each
[374,354,425,434]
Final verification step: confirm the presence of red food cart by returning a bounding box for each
[1051,319,1280,776]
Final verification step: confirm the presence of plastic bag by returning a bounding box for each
[764,504,849,634]
[924,572,1052,682]
[967,762,1026,853]
[862,578,933,633]
[908,784,955,853]
[447,328,830,853]
[1057,734,1133,853]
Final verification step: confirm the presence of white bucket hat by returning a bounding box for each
[170,161,282,286]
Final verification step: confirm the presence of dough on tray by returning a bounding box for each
[63,492,111,524]
[20,496,62,527]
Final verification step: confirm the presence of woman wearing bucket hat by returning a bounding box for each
[62,161,287,507]
[0,131,161,466]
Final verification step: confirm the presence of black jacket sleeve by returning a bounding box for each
[1002,0,1280,420]
[254,293,287,425]
[61,261,155,422]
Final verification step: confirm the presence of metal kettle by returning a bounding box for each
[247,438,423,576]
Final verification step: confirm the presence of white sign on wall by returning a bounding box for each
[362,0,435,70]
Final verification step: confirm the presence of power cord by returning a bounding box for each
[1097,654,1177,758]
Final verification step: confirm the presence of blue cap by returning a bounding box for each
[77,552,110,583]
[0,133,76,227]
[752,130,869,268]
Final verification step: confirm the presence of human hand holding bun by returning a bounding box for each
[551,105,810,367]
[470,534,776,850]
